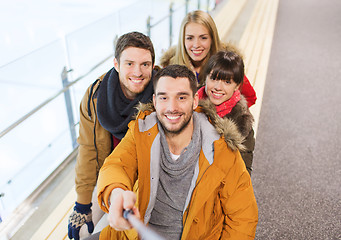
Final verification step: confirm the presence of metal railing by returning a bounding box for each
[0,0,217,224]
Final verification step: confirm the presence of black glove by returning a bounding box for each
[68,202,94,240]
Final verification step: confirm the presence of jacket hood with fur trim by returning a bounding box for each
[198,96,254,151]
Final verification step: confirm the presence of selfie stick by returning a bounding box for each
[123,209,166,240]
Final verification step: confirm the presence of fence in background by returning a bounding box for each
[0,0,217,224]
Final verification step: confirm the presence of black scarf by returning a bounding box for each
[97,67,154,139]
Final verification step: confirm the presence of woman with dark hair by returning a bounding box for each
[198,50,255,175]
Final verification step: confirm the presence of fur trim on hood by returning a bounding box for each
[159,42,244,68]
[199,95,254,151]
[220,42,244,59]
[135,101,248,151]
[198,100,245,152]
[135,101,155,114]
[159,46,177,67]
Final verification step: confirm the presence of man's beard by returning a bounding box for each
[157,111,193,137]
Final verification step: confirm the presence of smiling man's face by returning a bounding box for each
[153,76,198,135]
[114,47,153,100]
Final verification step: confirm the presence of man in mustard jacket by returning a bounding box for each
[97,65,258,240]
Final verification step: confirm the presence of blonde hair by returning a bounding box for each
[172,10,221,71]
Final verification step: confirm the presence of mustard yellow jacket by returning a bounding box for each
[97,104,258,239]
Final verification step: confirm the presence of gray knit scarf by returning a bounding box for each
[148,113,202,240]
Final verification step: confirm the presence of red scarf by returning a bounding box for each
[198,86,241,117]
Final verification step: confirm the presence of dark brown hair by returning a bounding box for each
[153,65,197,96]
[201,50,244,86]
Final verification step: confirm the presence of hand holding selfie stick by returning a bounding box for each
[123,209,166,240]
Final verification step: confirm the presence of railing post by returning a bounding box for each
[0,192,4,223]
[207,0,210,12]
[198,0,201,10]
[61,67,77,149]
[185,0,189,14]
[169,2,174,47]
[146,16,151,37]
[113,34,118,52]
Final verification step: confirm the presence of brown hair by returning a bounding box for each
[115,31,155,65]
[153,65,197,96]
